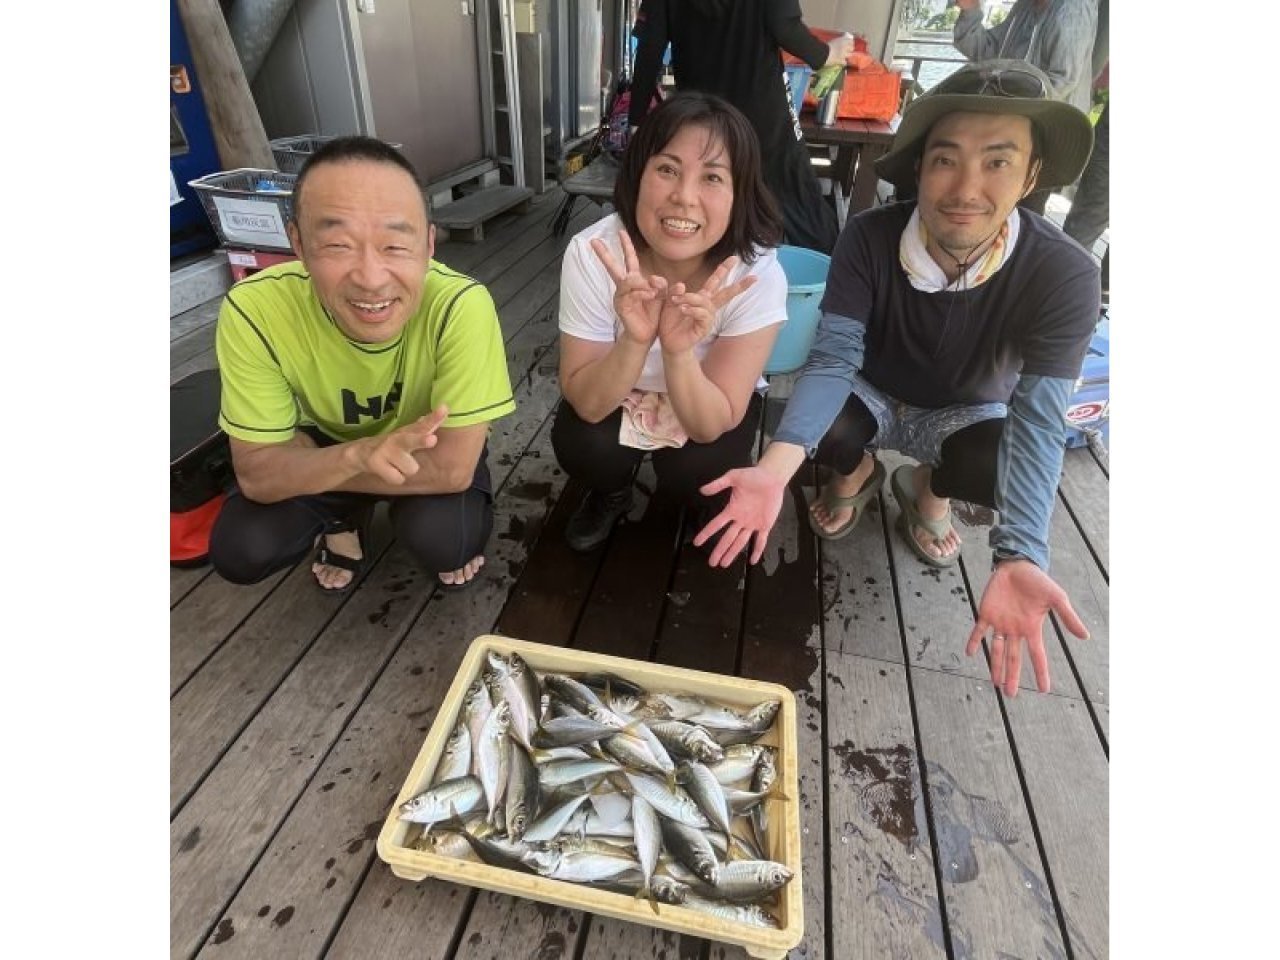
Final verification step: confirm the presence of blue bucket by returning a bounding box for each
[765,245,831,375]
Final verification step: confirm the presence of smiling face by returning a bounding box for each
[287,159,434,343]
[633,124,734,274]
[916,111,1039,265]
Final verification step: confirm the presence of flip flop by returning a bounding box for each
[807,457,886,541]
[889,464,960,568]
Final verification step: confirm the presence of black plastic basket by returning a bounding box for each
[188,168,297,252]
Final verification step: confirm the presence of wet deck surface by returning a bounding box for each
[171,187,1109,960]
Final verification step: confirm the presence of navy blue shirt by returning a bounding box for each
[820,202,1099,409]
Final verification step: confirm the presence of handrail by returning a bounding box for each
[891,31,968,90]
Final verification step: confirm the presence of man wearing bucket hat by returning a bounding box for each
[693,60,1100,698]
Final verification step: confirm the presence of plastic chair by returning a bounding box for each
[763,246,832,375]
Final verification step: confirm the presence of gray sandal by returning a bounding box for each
[889,464,960,568]
[807,458,886,541]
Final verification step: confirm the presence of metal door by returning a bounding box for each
[353,0,486,182]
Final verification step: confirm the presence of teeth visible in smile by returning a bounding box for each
[662,218,699,233]
[352,299,394,311]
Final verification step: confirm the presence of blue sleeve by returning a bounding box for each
[989,374,1073,571]
[773,310,866,456]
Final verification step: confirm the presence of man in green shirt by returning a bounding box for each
[209,137,516,594]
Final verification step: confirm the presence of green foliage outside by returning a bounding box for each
[924,7,960,30]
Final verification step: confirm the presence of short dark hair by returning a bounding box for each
[613,91,783,264]
[291,136,423,224]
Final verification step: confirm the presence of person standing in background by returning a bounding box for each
[952,0,1097,214]
[629,0,852,254]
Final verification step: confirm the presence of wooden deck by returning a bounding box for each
[170,187,1109,960]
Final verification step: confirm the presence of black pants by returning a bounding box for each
[766,136,839,255]
[815,394,1005,507]
[551,394,764,507]
[209,439,493,585]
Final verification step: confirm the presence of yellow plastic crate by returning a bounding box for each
[376,635,804,960]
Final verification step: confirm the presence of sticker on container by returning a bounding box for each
[211,196,290,249]
[226,251,259,267]
[1065,400,1107,424]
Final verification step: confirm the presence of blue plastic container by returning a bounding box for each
[765,246,831,375]
[783,64,813,117]
[1064,309,1110,448]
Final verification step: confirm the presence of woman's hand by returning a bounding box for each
[591,231,664,347]
[658,255,758,357]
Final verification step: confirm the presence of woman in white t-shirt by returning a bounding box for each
[553,91,789,552]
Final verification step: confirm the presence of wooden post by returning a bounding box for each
[174,0,274,170]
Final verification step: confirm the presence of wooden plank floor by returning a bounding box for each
[171,189,1109,960]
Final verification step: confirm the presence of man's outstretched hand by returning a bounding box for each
[348,405,449,485]
[966,559,1090,696]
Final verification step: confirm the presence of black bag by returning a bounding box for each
[171,369,234,567]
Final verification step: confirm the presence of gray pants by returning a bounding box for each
[1062,103,1109,251]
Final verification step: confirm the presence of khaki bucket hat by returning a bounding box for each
[875,59,1095,191]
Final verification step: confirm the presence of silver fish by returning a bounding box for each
[577,672,648,699]
[602,731,671,777]
[539,850,642,883]
[539,758,623,789]
[726,786,772,816]
[412,830,480,861]
[657,857,719,898]
[708,744,770,786]
[658,817,720,884]
[504,652,544,750]
[505,743,540,841]
[680,894,780,928]
[631,794,661,888]
[463,831,551,874]
[543,673,608,714]
[532,714,619,749]
[531,745,593,763]
[581,811,636,839]
[437,719,472,783]
[710,860,793,901]
[521,791,591,843]
[751,747,779,843]
[625,772,710,828]
[398,775,485,826]
[680,760,734,837]
[649,720,725,764]
[477,700,512,822]
[708,700,778,729]
[462,679,493,778]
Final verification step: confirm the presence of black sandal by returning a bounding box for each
[312,504,373,595]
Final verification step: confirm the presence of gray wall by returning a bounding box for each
[252,0,369,140]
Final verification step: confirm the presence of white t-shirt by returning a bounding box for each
[558,214,788,393]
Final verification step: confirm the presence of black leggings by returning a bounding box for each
[209,429,494,585]
[551,393,764,506]
[815,394,1005,507]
